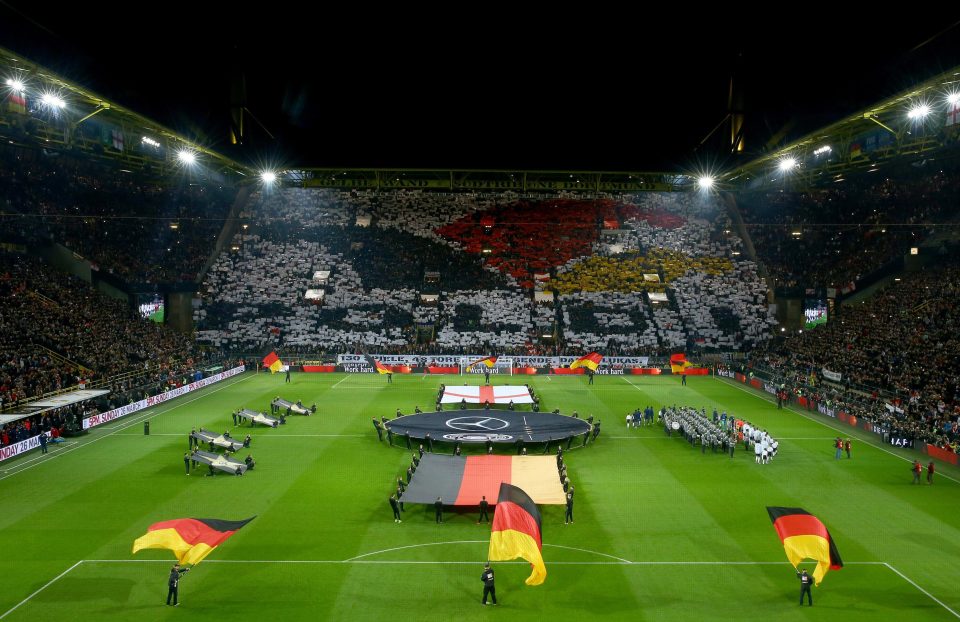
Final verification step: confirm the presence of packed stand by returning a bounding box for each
[751,255,960,449]
[0,251,201,407]
[197,189,775,353]
[0,144,234,285]
[737,162,960,290]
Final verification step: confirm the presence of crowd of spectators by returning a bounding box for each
[0,144,234,285]
[197,189,775,353]
[0,251,203,411]
[748,253,960,449]
[737,162,960,290]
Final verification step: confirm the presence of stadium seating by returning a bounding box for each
[0,252,200,405]
[758,253,960,447]
[196,189,775,353]
[0,144,233,285]
[736,162,960,290]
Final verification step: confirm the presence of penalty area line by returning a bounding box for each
[0,560,83,620]
[884,562,960,619]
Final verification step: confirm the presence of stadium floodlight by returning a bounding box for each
[948,93,960,106]
[177,150,197,165]
[907,104,930,119]
[5,78,25,92]
[260,170,277,184]
[40,92,66,109]
[778,157,797,172]
[697,175,715,190]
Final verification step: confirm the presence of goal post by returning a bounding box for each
[459,357,514,376]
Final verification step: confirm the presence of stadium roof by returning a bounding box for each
[1,9,958,174]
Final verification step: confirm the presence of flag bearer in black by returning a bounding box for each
[564,490,574,524]
[389,494,402,523]
[166,564,189,606]
[481,562,497,605]
[435,497,444,523]
[797,569,813,606]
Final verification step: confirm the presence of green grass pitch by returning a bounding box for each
[1,372,958,621]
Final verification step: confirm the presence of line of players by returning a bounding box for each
[655,405,779,463]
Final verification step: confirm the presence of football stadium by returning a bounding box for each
[1,12,959,622]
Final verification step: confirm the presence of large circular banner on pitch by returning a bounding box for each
[386,410,591,443]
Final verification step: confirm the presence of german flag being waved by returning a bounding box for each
[132,517,254,565]
[262,351,283,374]
[468,355,498,369]
[569,352,603,371]
[363,355,392,374]
[670,353,694,374]
[488,483,546,586]
[767,507,843,585]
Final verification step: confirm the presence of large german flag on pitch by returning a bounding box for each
[132,517,254,565]
[569,352,603,371]
[767,507,843,585]
[488,483,546,586]
[262,351,283,373]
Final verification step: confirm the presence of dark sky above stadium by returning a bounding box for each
[1,6,959,173]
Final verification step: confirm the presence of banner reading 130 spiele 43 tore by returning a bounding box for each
[335,354,649,370]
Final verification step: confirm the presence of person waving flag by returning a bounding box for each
[488,483,546,586]
[569,352,603,371]
[767,507,843,585]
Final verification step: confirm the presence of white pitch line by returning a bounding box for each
[0,557,908,615]
[884,562,960,619]
[0,442,77,471]
[81,558,886,566]
[344,540,487,561]
[0,560,83,620]
[331,375,350,388]
[545,544,632,563]
[0,373,254,482]
[716,377,960,484]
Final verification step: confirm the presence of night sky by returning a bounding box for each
[1,6,958,172]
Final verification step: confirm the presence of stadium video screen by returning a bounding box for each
[803,299,828,329]
[137,294,165,324]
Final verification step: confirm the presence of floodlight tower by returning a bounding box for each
[728,52,745,155]
[230,69,245,146]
